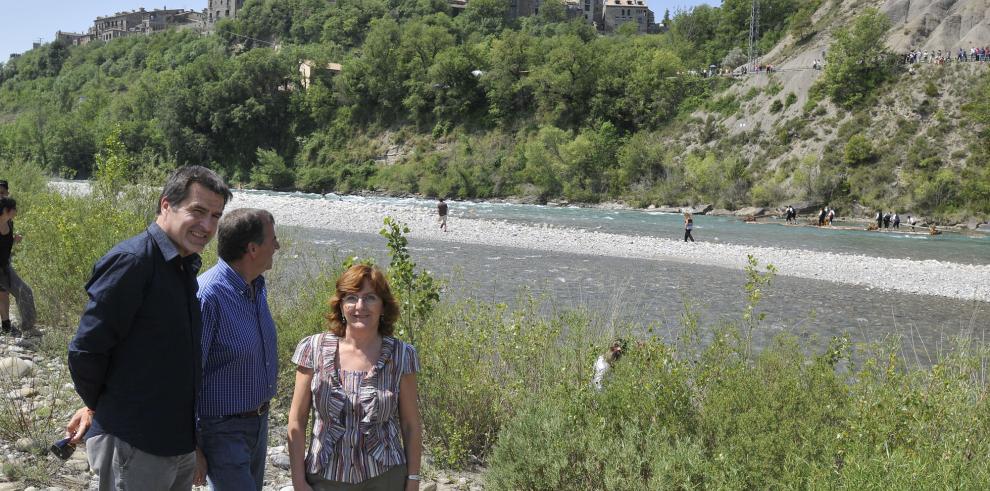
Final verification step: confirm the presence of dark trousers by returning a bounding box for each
[684,230,694,242]
[199,413,269,491]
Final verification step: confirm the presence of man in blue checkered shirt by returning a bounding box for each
[196,208,280,490]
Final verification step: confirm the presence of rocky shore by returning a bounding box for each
[224,191,990,303]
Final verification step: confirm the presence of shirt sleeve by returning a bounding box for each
[291,335,315,369]
[67,251,149,410]
[199,293,219,369]
[401,342,420,375]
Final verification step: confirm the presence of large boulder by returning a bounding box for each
[0,357,34,378]
[788,201,820,215]
[684,203,714,215]
[734,206,767,217]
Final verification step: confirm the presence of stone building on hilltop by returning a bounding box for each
[599,0,655,33]
[475,0,657,33]
[55,31,94,47]
[207,0,246,25]
[91,8,203,42]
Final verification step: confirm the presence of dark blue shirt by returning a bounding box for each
[197,259,277,417]
[68,223,203,457]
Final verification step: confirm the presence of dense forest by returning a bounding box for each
[0,0,988,217]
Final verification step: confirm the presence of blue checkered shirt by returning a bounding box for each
[197,259,278,417]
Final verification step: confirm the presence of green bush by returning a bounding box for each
[843,134,876,166]
[487,339,702,490]
[250,148,295,190]
[784,92,798,108]
[769,99,784,114]
[813,8,894,108]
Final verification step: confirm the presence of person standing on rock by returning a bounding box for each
[65,166,232,491]
[197,208,279,491]
[437,197,448,232]
[0,197,35,337]
[683,212,695,242]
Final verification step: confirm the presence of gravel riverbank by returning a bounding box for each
[226,191,990,302]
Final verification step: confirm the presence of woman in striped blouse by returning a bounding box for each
[288,264,423,490]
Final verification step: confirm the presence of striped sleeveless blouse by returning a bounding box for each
[292,333,420,483]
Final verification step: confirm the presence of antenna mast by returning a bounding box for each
[748,0,760,68]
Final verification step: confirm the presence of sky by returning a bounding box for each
[0,0,713,64]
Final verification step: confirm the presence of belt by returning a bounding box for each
[230,401,269,418]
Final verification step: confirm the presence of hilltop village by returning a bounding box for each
[22,0,661,59]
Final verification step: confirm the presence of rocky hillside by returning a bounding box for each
[665,0,990,222]
[885,0,990,52]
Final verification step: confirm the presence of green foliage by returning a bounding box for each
[911,168,960,211]
[93,125,131,201]
[784,92,797,108]
[843,134,876,166]
[707,94,740,116]
[250,148,295,190]
[683,152,749,207]
[792,154,846,204]
[485,281,990,489]
[814,8,894,108]
[788,0,822,43]
[1,0,984,217]
[379,217,441,343]
[15,181,154,327]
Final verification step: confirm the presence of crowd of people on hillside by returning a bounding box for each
[905,46,990,65]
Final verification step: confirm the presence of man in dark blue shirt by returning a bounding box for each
[197,208,279,490]
[66,166,231,491]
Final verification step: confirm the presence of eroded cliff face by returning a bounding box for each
[884,0,990,52]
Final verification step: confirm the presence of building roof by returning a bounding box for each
[603,0,649,7]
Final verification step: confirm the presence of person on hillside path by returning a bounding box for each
[197,208,280,490]
[684,212,695,242]
[0,197,35,337]
[437,198,448,232]
[65,166,232,491]
[892,213,900,229]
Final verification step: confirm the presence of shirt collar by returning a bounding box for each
[215,258,265,297]
[148,222,202,273]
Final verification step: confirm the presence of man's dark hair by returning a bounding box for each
[156,166,232,214]
[217,208,274,262]
[0,197,15,213]
[0,180,8,190]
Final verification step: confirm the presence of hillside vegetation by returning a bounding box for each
[0,0,988,220]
